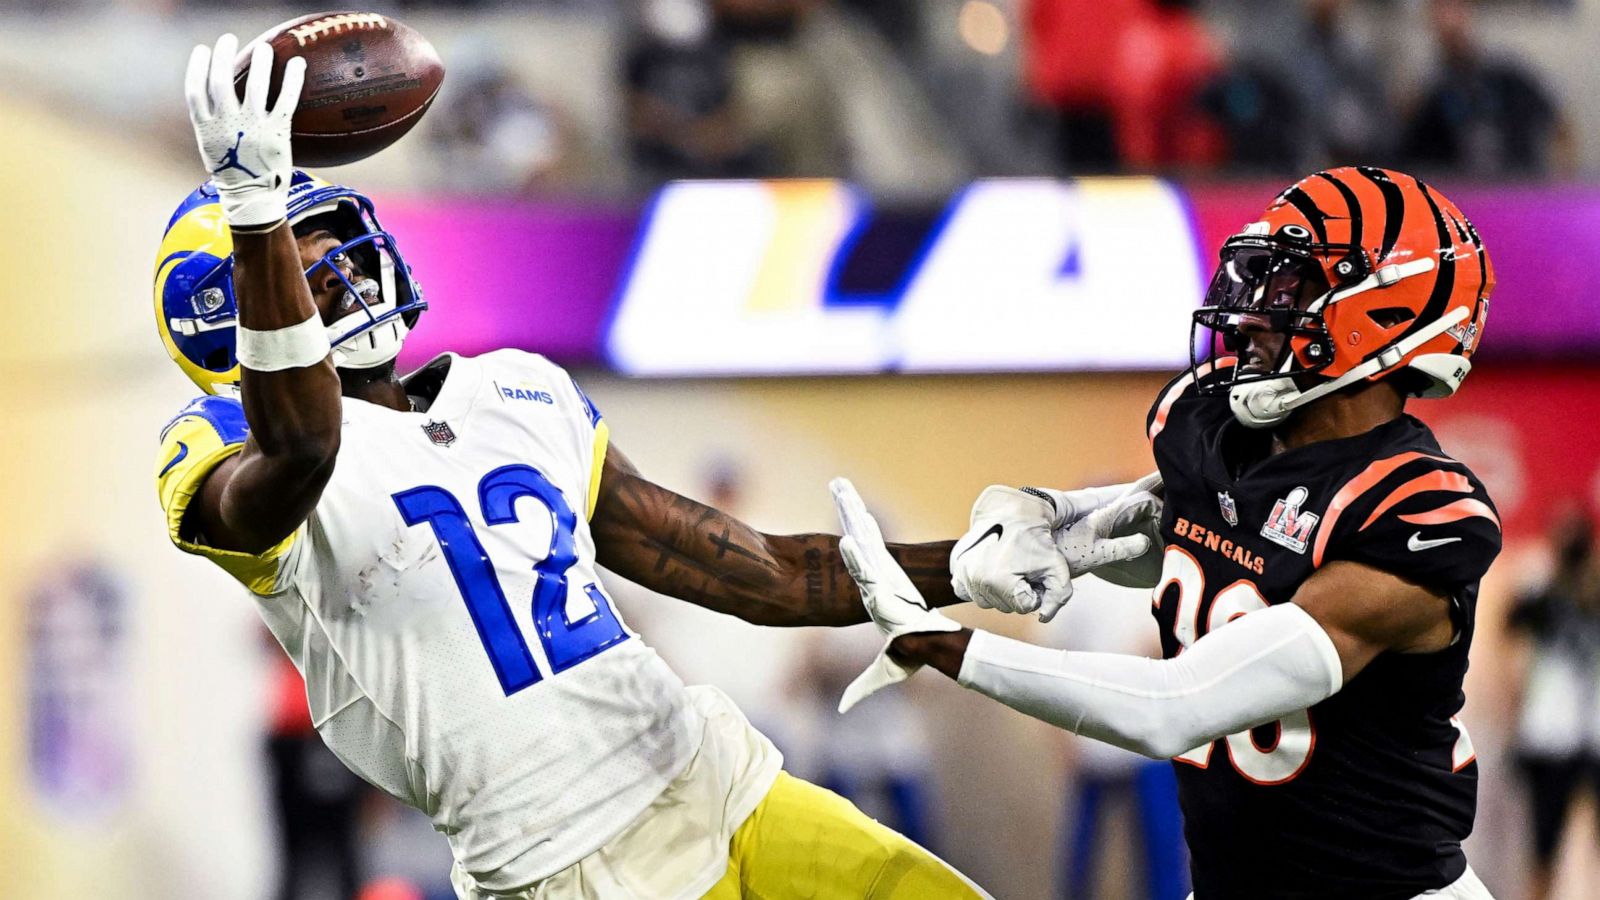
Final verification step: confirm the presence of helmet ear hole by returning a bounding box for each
[1368,307,1416,329]
[201,347,233,372]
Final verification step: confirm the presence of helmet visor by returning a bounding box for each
[1200,237,1329,324]
[1191,236,1333,390]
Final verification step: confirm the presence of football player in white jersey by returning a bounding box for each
[154,37,988,899]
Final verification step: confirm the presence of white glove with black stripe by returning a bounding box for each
[950,475,1162,622]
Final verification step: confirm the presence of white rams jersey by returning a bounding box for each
[156,350,702,890]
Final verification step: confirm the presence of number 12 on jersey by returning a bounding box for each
[393,464,628,696]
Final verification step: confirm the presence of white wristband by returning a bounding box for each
[220,186,289,230]
[236,313,331,372]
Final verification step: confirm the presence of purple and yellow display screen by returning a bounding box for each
[389,180,1600,374]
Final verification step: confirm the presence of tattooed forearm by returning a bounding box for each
[591,446,959,627]
[804,546,826,610]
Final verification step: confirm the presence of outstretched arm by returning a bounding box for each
[890,560,1453,758]
[590,446,959,626]
[183,37,339,554]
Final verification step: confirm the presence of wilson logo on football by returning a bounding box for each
[1261,486,1320,555]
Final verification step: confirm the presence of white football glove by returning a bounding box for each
[950,486,1070,617]
[830,478,961,714]
[184,34,306,228]
[1056,478,1165,597]
[951,474,1163,623]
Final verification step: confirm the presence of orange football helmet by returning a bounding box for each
[1193,166,1494,427]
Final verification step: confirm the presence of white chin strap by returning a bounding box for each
[1228,257,1464,429]
[329,313,409,369]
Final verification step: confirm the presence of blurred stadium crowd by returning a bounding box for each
[0,0,1590,199]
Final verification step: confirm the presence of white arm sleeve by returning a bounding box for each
[956,603,1344,759]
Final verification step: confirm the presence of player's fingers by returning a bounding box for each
[1084,503,1119,539]
[950,569,970,603]
[208,33,240,113]
[1010,581,1040,615]
[1114,492,1161,526]
[973,578,1018,613]
[1038,588,1072,623]
[829,477,865,536]
[274,55,307,119]
[1132,470,1163,497]
[1039,567,1075,621]
[1038,559,1072,598]
[838,667,878,713]
[1091,534,1152,567]
[838,536,872,588]
[839,655,905,713]
[184,44,214,120]
[832,474,870,534]
[242,41,274,115]
[962,577,997,610]
[829,477,883,547]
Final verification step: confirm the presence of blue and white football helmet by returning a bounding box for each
[153,170,426,395]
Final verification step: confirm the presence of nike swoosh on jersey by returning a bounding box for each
[159,441,189,477]
[957,523,1004,559]
[1408,532,1463,552]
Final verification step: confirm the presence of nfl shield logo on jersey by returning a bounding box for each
[422,420,457,447]
[1217,491,1239,527]
[1261,486,1320,554]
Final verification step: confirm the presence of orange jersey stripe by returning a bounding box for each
[1399,498,1501,530]
[1149,357,1237,442]
[1359,470,1473,532]
[1312,450,1453,567]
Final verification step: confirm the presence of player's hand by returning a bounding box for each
[953,475,1164,623]
[1057,477,1165,598]
[950,486,1070,617]
[830,478,961,713]
[184,34,306,227]
[1042,485,1161,621]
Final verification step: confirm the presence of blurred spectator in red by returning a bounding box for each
[625,0,767,184]
[712,0,844,176]
[355,878,424,900]
[1505,511,1600,900]
[1401,0,1571,176]
[1024,0,1223,173]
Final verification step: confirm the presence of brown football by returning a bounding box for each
[234,11,445,168]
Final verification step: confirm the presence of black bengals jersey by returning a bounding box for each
[1145,361,1501,900]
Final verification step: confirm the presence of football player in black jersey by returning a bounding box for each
[828,168,1501,899]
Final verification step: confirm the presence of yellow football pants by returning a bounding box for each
[703,772,989,899]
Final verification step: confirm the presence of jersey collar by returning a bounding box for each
[401,352,482,420]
